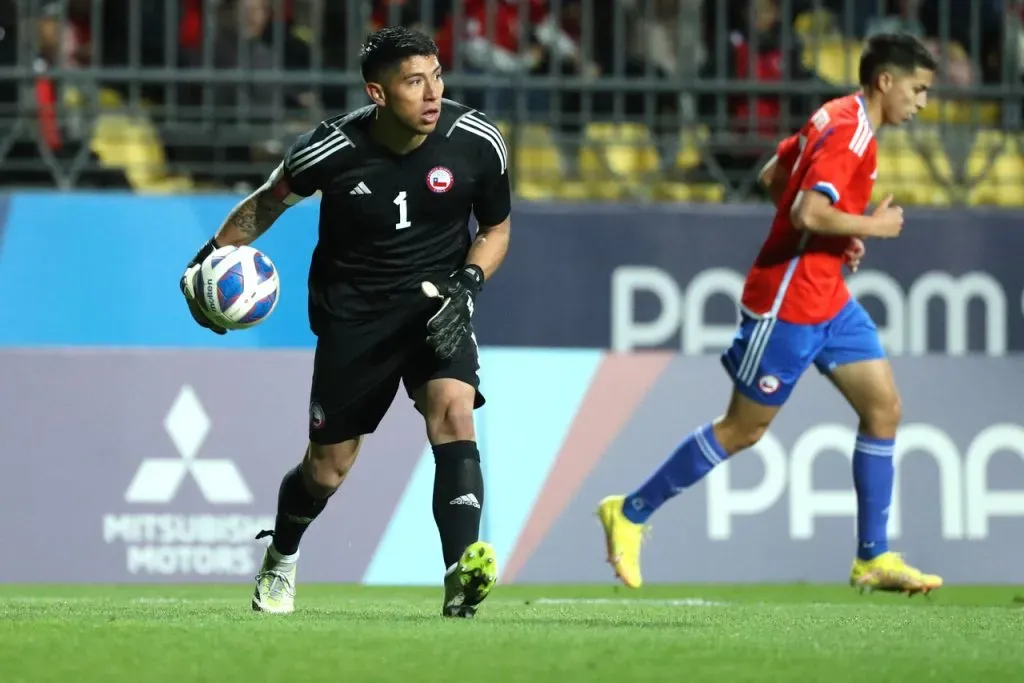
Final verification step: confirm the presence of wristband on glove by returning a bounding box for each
[456,264,485,296]
[188,236,222,269]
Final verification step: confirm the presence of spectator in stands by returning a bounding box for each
[181,0,313,116]
[559,0,699,176]
[0,0,130,189]
[435,0,584,118]
[35,1,88,68]
[694,0,822,187]
[174,0,316,188]
[817,0,997,86]
[917,0,1004,86]
[371,0,438,36]
[844,0,980,89]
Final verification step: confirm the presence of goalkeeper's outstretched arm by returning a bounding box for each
[214,165,295,247]
[212,121,334,247]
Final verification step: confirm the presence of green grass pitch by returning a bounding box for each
[2,584,1023,682]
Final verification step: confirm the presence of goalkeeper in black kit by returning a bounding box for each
[178,26,511,618]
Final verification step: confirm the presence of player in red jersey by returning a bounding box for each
[598,33,943,594]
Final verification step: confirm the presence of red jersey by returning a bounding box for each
[740,94,877,324]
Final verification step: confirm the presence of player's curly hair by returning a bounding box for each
[360,26,439,83]
[858,33,938,87]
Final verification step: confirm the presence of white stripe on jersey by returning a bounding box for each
[764,231,812,317]
[291,130,343,164]
[452,112,508,174]
[848,107,873,157]
[289,128,354,177]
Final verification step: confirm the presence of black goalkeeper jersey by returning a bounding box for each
[278,98,511,320]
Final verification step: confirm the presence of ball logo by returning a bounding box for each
[310,402,325,429]
[758,375,780,394]
[204,279,217,311]
[426,166,454,193]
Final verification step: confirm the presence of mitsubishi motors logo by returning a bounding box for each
[102,384,273,578]
[124,385,252,504]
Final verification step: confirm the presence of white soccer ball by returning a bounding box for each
[196,245,281,330]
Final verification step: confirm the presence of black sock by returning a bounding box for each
[432,440,484,569]
[272,464,330,556]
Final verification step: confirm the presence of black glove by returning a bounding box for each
[180,237,227,335]
[420,264,484,359]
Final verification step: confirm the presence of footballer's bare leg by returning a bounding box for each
[828,358,901,440]
[829,358,942,594]
[305,438,365,493]
[710,388,782,455]
[252,438,364,614]
[599,388,781,588]
[412,378,497,617]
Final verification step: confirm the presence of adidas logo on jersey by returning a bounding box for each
[349,181,371,195]
[449,493,480,508]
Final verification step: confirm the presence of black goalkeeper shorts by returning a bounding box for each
[307,301,484,445]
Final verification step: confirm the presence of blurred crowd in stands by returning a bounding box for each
[0,0,1020,197]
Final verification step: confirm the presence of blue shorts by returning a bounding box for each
[721,299,886,406]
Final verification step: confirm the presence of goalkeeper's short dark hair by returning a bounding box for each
[360,26,439,83]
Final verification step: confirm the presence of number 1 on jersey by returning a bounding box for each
[393,191,412,230]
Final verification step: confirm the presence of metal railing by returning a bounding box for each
[0,0,1021,204]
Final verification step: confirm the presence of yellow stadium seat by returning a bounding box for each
[794,10,837,38]
[912,42,1000,125]
[653,182,725,203]
[63,86,126,111]
[674,126,708,172]
[804,39,862,85]
[916,99,1001,126]
[514,179,557,201]
[70,86,195,193]
[554,180,590,201]
[579,123,660,179]
[969,183,1024,208]
[90,113,195,193]
[499,122,563,197]
[966,131,1024,207]
[871,127,954,206]
[586,179,631,201]
[553,179,628,202]
[500,122,650,201]
[508,123,564,181]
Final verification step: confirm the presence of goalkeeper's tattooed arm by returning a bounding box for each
[465,216,510,280]
[214,166,294,247]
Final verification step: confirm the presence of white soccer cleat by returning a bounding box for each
[251,544,298,614]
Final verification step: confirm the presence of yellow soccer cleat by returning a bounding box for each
[597,495,647,589]
[850,551,943,596]
[251,545,298,614]
[442,540,498,618]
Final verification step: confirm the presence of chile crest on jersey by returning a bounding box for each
[426,165,454,193]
